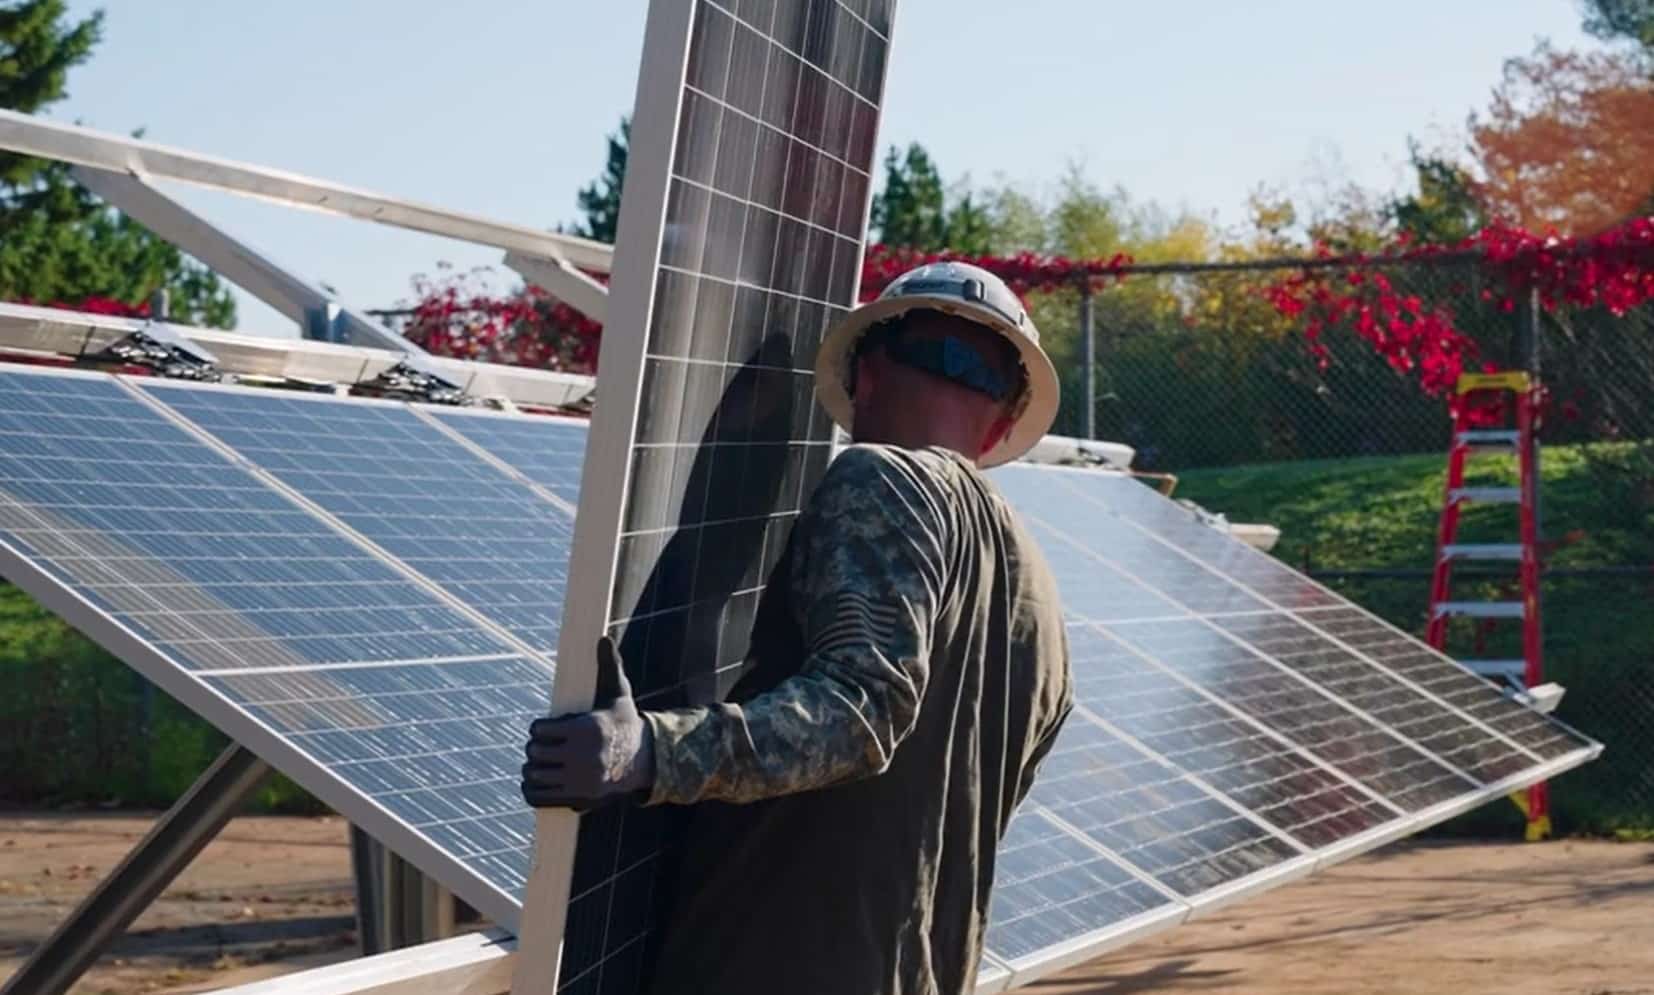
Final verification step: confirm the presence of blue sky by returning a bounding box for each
[50,1,1604,335]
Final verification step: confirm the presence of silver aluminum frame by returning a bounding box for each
[0,109,613,272]
[502,251,610,326]
[70,167,416,353]
[511,1,696,992]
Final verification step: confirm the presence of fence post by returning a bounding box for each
[1079,280,1095,440]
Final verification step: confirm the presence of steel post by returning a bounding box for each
[1079,282,1095,440]
[1,745,270,995]
[350,828,456,957]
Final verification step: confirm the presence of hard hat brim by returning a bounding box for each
[813,294,1061,469]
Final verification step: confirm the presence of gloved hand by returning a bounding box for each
[520,636,655,811]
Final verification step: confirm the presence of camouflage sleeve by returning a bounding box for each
[641,445,951,806]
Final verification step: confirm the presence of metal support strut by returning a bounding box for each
[1,744,271,995]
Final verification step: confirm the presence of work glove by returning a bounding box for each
[520,636,655,811]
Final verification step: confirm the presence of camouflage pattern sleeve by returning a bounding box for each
[641,445,951,806]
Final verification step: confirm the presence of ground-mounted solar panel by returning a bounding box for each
[963,461,1600,987]
[522,1,898,992]
[0,364,576,929]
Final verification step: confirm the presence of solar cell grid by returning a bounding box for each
[1102,618,1477,812]
[430,409,588,509]
[143,383,575,656]
[1046,469,1340,610]
[0,366,548,925]
[996,468,1270,617]
[1210,613,1536,786]
[1296,606,1589,761]
[1065,625,1396,848]
[1027,718,1306,898]
[1023,518,1186,622]
[984,810,1177,964]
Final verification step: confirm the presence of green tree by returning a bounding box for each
[0,0,234,326]
[869,142,993,253]
[1582,0,1654,56]
[1388,142,1486,245]
[574,116,628,244]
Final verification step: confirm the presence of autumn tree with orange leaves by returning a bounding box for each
[1469,41,1654,236]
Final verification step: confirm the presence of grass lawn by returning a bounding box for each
[1174,443,1654,834]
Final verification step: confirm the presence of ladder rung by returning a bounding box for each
[1454,430,1520,451]
[1460,659,1527,679]
[1434,601,1526,619]
[1449,486,1521,504]
[1441,543,1524,561]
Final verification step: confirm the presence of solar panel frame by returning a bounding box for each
[0,363,561,929]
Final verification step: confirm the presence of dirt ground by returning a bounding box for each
[1,813,1650,995]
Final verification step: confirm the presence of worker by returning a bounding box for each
[521,261,1073,995]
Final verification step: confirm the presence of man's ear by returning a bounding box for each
[978,411,1015,459]
[852,353,876,402]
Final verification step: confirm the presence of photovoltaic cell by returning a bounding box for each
[142,383,575,656]
[1208,612,1538,785]
[1044,468,1340,610]
[1295,605,1590,761]
[984,809,1176,964]
[1065,625,1396,849]
[547,1,898,991]
[430,408,588,508]
[1101,618,1477,812]
[1026,718,1305,897]
[1001,472,1270,617]
[0,366,549,925]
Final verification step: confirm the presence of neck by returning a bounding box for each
[853,421,981,461]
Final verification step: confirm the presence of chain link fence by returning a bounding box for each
[1026,253,1654,833]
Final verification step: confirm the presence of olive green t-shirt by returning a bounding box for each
[640,443,1072,995]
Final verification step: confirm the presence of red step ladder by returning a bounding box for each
[1426,370,1550,841]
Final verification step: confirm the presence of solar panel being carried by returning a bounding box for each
[526,1,897,991]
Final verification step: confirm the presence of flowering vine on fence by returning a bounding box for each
[399,266,603,374]
[1259,216,1654,414]
[25,295,151,318]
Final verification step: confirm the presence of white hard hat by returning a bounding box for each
[814,260,1060,468]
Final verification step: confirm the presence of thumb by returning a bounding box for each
[591,635,633,708]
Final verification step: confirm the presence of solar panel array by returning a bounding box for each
[539,0,897,991]
[0,362,1597,993]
